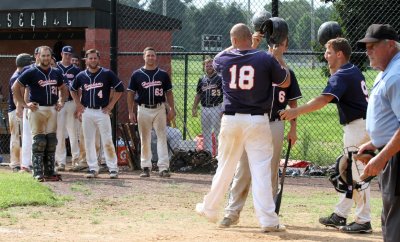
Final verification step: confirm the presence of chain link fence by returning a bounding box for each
[0,1,397,167]
[117,0,399,167]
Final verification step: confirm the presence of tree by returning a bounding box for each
[322,0,400,68]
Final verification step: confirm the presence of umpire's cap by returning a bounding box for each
[16,53,33,67]
[357,24,399,48]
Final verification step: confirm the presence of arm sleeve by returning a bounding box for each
[286,70,302,100]
[269,56,288,86]
[163,72,173,91]
[196,78,202,94]
[110,71,124,92]
[322,75,347,103]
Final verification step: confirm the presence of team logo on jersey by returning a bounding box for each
[66,73,75,79]
[141,80,162,89]
[201,84,218,91]
[84,83,104,91]
[38,79,58,87]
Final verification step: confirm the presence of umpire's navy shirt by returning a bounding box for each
[17,65,65,106]
[322,63,368,125]
[127,67,172,105]
[72,67,124,109]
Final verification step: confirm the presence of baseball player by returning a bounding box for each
[280,38,371,233]
[12,46,69,181]
[7,53,33,172]
[55,46,81,171]
[17,47,41,173]
[71,54,81,69]
[219,36,302,228]
[192,58,223,155]
[127,47,176,178]
[195,23,290,232]
[70,49,123,179]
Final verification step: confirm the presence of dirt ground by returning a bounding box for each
[0,165,384,242]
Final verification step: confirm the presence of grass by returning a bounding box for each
[0,170,69,209]
[169,57,380,165]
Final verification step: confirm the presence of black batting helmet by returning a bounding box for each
[317,21,343,46]
[264,17,289,46]
[251,10,272,34]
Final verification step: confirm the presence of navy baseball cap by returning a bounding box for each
[62,46,74,54]
[357,24,399,48]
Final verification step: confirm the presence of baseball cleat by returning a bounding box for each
[319,213,346,228]
[85,170,99,178]
[339,222,372,233]
[261,224,286,232]
[159,170,171,178]
[109,171,119,179]
[140,168,150,178]
[195,203,218,223]
[219,217,239,228]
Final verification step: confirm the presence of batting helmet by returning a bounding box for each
[16,53,33,68]
[251,10,272,34]
[317,21,343,46]
[264,17,289,46]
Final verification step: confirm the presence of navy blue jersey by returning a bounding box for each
[213,49,287,114]
[8,65,32,112]
[267,69,302,121]
[322,63,368,125]
[71,67,124,109]
[17,65,65,106]
[56,62,80,101]
[196,73,223,107]
[127,67,172,105]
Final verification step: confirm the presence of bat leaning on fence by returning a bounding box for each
[274,140,292,215]
[124,123,141,170]
[118,123,136,171]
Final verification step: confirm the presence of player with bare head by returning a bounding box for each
[12,46,69,181]
[71,49,124,179]
[127,47,176,178]
[195,23,290,232]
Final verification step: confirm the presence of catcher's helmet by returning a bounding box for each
[251,10,272,34]
[317,21,342,46]
[329,150,375,194]
[264,17,289,46]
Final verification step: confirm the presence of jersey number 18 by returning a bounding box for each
[229,65,254,90]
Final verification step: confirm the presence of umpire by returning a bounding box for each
[192,58,223,155]
[357,24,400,242]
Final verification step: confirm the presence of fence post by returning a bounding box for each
[183,54,189,140]
[272,0,279,17]
[110,0,118,146]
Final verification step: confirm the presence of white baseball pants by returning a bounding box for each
[55,101,80,165]
[138,104,169,171]
[201,105,222,154]
[21,108,32,168]
[8,110,22,169]
[199,114,280,227]
[335,118,371,224]
[81,108,118,173]
[223,120,285,220]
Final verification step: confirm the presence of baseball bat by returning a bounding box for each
[118,123,135,171]
[125,123,141,170]
[274,140,292,215]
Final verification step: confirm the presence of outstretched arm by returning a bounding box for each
[280,94,334,121]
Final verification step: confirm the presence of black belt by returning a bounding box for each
[203,103,221,108]
[224,112,264,116]
[269,117,281,122]
[141,103,162,109]
[86,106,103,109]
